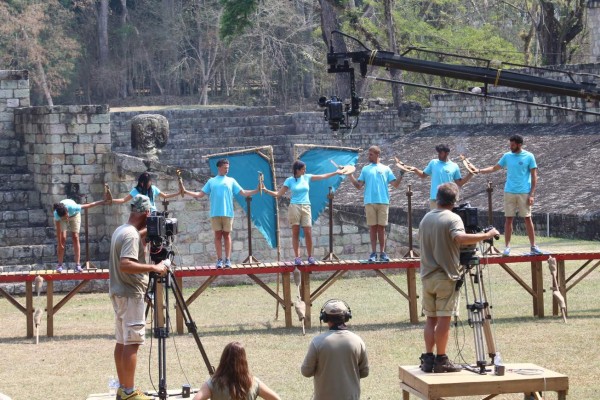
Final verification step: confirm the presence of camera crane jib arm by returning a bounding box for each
[322,31,600,130]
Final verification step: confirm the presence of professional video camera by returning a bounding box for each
[453,203,499,266]
[318,95,362,131]
[146,211,178,263]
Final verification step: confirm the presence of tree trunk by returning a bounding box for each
[319,0,350,100]
[97,0,109,65]
[537,0,585,65]
[384,0,403,107]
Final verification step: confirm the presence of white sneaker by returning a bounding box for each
[502,247,511,256]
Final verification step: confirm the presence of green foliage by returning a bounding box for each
[219,0,259,41]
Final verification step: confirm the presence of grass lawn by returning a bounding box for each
[0,235,598,399]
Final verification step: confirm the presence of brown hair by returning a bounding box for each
[53,203,67,217]
[211,342,253,400]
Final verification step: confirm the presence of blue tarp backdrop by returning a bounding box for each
[208,152,277,248]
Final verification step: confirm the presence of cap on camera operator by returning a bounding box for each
[418,183,499,373]
[108,194,168,400]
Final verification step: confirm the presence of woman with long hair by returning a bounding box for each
[262,160,342,265]
[193,342,280,400]
[109,172,181,212]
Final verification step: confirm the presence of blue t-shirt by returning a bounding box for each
[423,159,462,200]
[129,186,162,212]
[498,150,537,194]
[283,174,313,204]
[357,163,397,205]
[53,199,82,221]
[202,175,243,218]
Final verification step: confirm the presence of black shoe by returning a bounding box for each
[433,355,461,373]
[420,353,435,373]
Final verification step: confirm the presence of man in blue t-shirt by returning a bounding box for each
[183,159,259,268]
[348,146,403,262]
[478,135,542,255]
[412,144,474,209]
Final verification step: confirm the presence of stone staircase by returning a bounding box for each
[0,128,56,274]
[110,107,309,181]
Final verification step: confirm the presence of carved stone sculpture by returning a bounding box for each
[131,114,169,159]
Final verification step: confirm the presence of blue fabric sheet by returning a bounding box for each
[299,148,359,225]
[208,153,277,248]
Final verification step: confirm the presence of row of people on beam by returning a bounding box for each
[52,134,541,271]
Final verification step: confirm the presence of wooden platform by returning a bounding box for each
[399,363,568,399]
[87,388,197,399]
[1,251,598,337]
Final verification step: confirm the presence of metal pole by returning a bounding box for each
[403,184,419,258]
[322,186,339,261]
[242,197,260,264]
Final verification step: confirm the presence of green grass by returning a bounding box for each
[0,235,598,399]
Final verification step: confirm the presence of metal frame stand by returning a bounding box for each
[322,187,340,262]
[461,253,497,374]
[403,184,419,258]
[242,197,260,264]
[146,269,214,399]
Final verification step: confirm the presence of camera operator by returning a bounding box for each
[109,194,168,400]
[418,183,499,373]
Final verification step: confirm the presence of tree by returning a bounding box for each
[0,1,81,105]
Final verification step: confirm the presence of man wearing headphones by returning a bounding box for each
[301,299,369,400]
[418,183,499,373]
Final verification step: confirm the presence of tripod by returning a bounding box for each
[146,264,214,399]
[460,251,497,374]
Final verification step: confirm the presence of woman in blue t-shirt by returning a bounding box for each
[262,161,342,265]
[109,172,181,212]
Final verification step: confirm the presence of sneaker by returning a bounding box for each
[216,258,223,269]
[56,264,64,273]
[294,257,302,266]
[75,264,83,273]
[307,256,316,265]
[530,245,543,255]
[379,252,390,262]
[224,258,232,268]
[502,247,511,256]
[433,355,462,373]
[368,252,378,262]
[115,388,123,400]
[119,389,153,400]
[420,353,435,373]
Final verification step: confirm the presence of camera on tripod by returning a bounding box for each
[147,211,178,263]
[452,203,499,245]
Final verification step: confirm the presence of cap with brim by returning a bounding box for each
[130,194,151,212]
[324,300,348,315]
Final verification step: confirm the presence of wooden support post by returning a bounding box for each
[282,272,292,328]
[175,275,184,334]
[531,261,544,318]
[406,268,419,324]
[46,280,54,337]
[26,281,33,338]
[301,270,311,328]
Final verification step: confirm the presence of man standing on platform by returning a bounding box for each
[411,144,474,209]
[348,145,403,262]
[109,194,168,400]
[419,183,498,373]
[183,158,259,268]
[477,135,542,256]
[301,299,369,400]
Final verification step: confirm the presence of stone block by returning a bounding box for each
[86,123,101,133]
[49,124,67,134]
[67,124,86,134]
[6,98,19,108]
[0,80,18,89]
[0,89,12,98]
[90,114,110,124]
[13,89,29,98]
[19,97,30,107]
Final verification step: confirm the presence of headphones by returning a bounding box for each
[319,299,352,323]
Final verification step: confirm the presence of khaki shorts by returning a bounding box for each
[58,213,81,233]
[503,193,532,217]
[365,204,389,226]
[288,204,312,227]
[422,271,460,318]
[211,216,234,232]
[111,295,146,345]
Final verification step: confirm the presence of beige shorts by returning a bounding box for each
[365,204,389,226]
[503,193,532,218]
[422,271,460,318]
[58,213,81,233]
[288,204,312,227]
[111,295,146,345]
[211,216,233,232]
